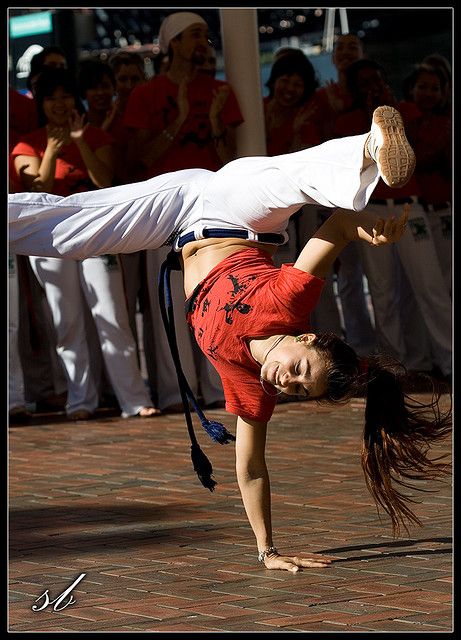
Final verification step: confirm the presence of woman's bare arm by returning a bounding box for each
[293,204,409,279]
[236,415,333,572]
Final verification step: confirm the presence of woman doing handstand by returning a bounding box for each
[9,106,451,572]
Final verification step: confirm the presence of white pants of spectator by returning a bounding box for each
[359,200,452,376]
[426,204,452,296]
[9,133,379,259]
[8,252,25,412]
[29,255,154,416]
[335,240,377,358]
[146,245,224,410]
[119,250,158,400]
[397,262,434,372]
[16,255,67,403]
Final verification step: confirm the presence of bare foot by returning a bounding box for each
[138,406,161,417]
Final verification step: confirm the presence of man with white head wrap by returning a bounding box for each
[122,11,244,413]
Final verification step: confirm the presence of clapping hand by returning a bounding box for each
[46,124,67,155]
[210,85,230,121]
[68,109,88,141]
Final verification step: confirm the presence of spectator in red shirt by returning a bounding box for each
[123,11,244,413]
[422,53,451,116]
[264,51,320,157]
[404,62,452,295]
[124,13,243,175]
[106,51,158,408]
[301,34,377,359]
[262,51,343,349]
[335,59,451,380]
[9,85,69,417]
[310,33,365,143]
[12,68,159,420]
[10,106,451,568]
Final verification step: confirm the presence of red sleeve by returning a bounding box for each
[83,125,114,150]
[12,139,39,158]
[9,90,38,152]
[272,264,325,319]
[11,129,46,158]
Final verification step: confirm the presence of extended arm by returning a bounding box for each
[293,204,409,278]
[236,415,332,572]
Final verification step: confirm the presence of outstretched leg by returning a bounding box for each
[198,107,415,240]
[9,169,212,259]
[9,107,415,259]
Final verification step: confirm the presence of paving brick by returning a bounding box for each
[9,393,451,632]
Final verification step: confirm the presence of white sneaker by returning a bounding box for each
[366,106,416,188]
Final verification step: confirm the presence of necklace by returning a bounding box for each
[260,335,287,397]
[262,335,287,363]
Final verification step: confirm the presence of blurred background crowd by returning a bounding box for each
[8,8,452,424]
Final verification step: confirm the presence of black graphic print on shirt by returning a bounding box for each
[219,273,256,325]
[162,95,216,149]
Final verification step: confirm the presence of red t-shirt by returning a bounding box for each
[11,125,113,196]
[404,112,451,204]
[263,96,321,156]
[123,74,244,176]
[106,110,146,184]
[9,89,38,192]
[309,83,354,142]
[9,89,38,152]
[186,248,325,423]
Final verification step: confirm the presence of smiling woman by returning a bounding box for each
[259,333,331,398]
[264,51,321,155]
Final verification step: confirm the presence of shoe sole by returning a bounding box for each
[372,106,416,188]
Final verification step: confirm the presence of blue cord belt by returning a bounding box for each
[176,228,286,248]
[158,250,236,492]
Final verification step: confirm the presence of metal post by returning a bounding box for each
[339,8,349,34]
[219,8,267,157]
[322,8,336,52]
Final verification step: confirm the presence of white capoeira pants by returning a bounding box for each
[9,134,379,259]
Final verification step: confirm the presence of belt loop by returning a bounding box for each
[194,227,206,241]
[246,230,258,242]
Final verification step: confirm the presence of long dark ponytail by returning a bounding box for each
[311,333,452,536]
[361,357,451,536]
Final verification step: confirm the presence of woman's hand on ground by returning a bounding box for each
[263,552,333,573]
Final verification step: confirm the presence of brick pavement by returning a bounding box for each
[8,394,452,632]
